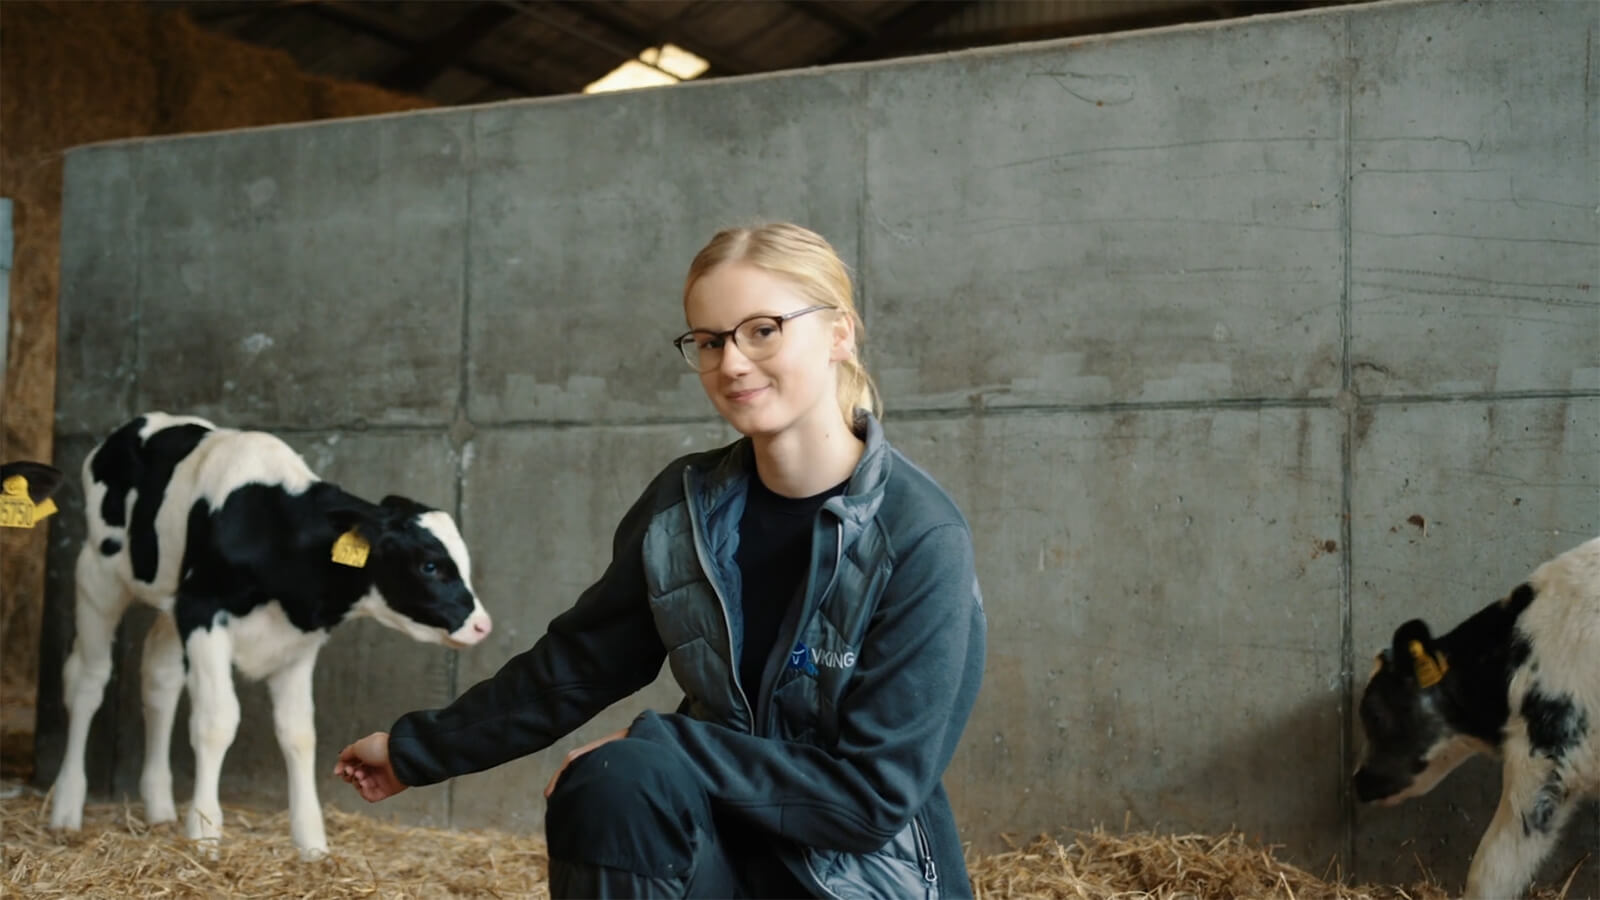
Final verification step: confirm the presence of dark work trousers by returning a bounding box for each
[545,738,816,899]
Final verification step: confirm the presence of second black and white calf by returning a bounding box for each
[1354,536,1598,900]
[49,412,492,859]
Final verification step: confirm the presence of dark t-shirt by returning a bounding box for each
[735,474,849,699]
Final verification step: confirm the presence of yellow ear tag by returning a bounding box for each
[331,528,370,568]
[31,497,58,524]
[0,475,41,529]
[1408,640,1448,688]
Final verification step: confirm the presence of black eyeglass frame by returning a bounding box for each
[671,305,831,371]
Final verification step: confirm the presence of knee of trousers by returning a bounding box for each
[545,738,708,872]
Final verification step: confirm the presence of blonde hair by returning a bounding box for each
[683,222,881,423]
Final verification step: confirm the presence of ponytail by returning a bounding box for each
[837,344,880,424]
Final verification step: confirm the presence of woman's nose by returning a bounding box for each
[717,340,753,376]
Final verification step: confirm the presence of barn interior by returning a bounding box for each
[2,0,1595,896]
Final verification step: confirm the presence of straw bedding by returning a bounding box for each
[967,829,1581,900]
[1,785,1584,899]
[1,786,546,899]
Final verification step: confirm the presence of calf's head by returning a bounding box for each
[1353,619,1481,807]
[334,494,492,649]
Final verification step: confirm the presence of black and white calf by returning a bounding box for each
[1354,536,1598,900]
[49,412,492,860]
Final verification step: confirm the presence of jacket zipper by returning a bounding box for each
[779,507,934,897]
[912,815,939,889]
[766,517,844,735]
[683,471,755,728]
[782,517,853,900]
[821,520,844,603]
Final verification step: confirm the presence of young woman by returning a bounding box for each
[336,222,987,898]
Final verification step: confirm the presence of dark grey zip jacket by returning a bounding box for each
[387,412,987,898]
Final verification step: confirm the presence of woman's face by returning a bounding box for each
[683,262,848,440]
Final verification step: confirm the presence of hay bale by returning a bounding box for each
[150,10,320,132]
[0,673,38,782]
[148,11,434,131]
[314,79,437,121]
[3,788,1585,899]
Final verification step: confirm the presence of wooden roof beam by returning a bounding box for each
[547,0,756,77]
[783,1,876,40]
[377,3,519,93]
[823,0,977,64]
[308,1,576,97]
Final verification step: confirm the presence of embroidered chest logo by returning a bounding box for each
[789,641,856,674]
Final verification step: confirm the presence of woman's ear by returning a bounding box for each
[829,310,857,362]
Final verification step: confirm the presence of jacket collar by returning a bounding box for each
[687,409,891,531]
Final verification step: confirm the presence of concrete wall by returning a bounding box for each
[41,0,1597,889]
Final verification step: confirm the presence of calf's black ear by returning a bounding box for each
[309,483,380,535]
[1,461,67,505]
[307,484,384,569]
[379,494,432,518]
[1390,619,1447,689]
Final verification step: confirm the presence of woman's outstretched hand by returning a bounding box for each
[334,732,408,803]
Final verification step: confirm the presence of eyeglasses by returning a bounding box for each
[672,305,830,372]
